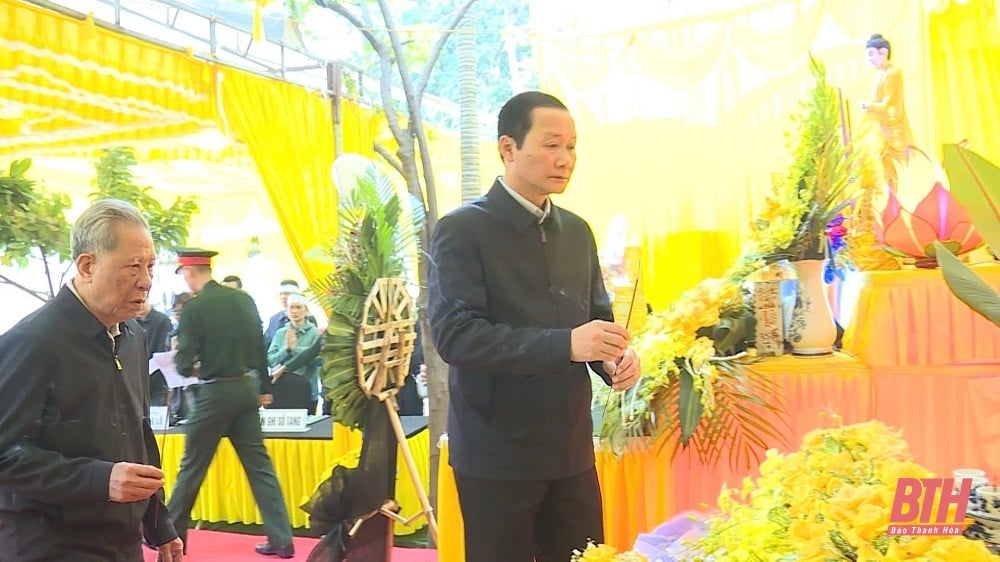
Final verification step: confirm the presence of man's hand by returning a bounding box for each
[156,537,184,562]
[570,320,629,363]
[271,365,286,383]
[108,463,164,503]
[285,328,297,351]
[260,393,274,407]
[604,348,641,392]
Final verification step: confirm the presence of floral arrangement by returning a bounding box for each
[308,158,423,429]
[571,542,648,562]
[597,56,866,468]
[596,271,785,468]
[687,418,998,561]
[747,56,856,270]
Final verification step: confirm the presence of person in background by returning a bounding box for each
[264,279,301,347]
[395,320,425,416]
[0,199,182,561]
[167,248,294,558]
[264,279,319,346]
[167,291,196,425]
[221,275,243,289]
[139,299,174,408]
[266,293,322,413]
[428,91,641,562]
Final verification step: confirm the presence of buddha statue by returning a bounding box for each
[860,33,913,189]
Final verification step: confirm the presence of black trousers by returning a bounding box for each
[454,466,604,562]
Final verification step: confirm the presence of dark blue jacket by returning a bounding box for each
[428,181,614,480]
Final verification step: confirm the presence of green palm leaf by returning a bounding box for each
[306,157,423,430]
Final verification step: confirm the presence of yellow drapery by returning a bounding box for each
[218,68,384,286]
[928,0,1000,161]
[0,0,216,153]
[156,425,430,536]
[535,0,1000,309]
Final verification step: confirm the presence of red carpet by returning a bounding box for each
[142,529,437,561]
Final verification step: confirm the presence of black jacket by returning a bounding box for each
[428,181,614,480]
[0,286,177,561]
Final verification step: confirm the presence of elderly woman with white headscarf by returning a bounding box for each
[266,293,322,412]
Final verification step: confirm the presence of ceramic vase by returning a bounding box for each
[787,259,836,356]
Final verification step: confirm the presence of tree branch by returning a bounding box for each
[377,0,441,226]
[0,273,50,303]
[315,0,407,147]
[374,143,404,176]
[39,250,55,299]
[313,0,388,57]
[416,0,477,100]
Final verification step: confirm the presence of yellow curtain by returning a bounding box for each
[928,0,1000,162]
[0,0,216,154]
[219,68,381,286]
[535,0,956,308]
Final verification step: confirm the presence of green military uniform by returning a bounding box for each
[167,249,293,551]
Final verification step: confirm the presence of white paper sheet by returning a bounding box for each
[151,351,201,389]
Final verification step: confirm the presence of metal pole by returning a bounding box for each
[327,61,343,157]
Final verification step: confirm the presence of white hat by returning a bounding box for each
[287,293,309,307]
[279,283,299,293]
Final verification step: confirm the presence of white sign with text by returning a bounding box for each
[259,409,309,432]
[149,406,169,431]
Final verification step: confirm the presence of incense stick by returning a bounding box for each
[603,256,641,430]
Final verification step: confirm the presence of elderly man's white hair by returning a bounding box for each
[71,199,149,259]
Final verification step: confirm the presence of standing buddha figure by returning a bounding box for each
[860,33,913,189]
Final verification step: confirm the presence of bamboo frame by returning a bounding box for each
[354,278,438,544]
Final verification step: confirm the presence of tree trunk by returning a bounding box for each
[458,10,480,204]
[313,1,479,544]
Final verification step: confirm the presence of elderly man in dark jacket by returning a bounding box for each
[0,199,182,561]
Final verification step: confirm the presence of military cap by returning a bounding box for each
[175,247,218,273]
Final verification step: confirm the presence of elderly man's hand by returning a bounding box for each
[108,462,164,503]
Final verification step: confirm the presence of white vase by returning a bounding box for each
[787,259,836,356]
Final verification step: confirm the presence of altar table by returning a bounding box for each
[842,265,1000,367]
[156,416,430,535]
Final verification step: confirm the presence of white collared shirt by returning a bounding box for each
[498,176,550,223]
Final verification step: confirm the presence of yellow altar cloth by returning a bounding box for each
[842,265,1000,367]
[670,354,874,528]
[156,422,430,535]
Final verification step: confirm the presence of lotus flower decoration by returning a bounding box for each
[876,147,982,265]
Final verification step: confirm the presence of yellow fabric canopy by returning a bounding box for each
[0,1,216,153]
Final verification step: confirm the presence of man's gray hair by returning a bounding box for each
[71,199,149,259]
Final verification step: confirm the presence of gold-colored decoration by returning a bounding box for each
[351,278,438,543]
[848,139,901,271]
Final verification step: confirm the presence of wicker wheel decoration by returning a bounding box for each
[356,278,417,400]
[353,277,438,542]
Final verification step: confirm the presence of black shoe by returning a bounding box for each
[255,541,295,558]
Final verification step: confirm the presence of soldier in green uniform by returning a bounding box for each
[167,248,295,558]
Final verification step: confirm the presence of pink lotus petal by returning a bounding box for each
[881,213,927,258]
[945,220,984,254]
